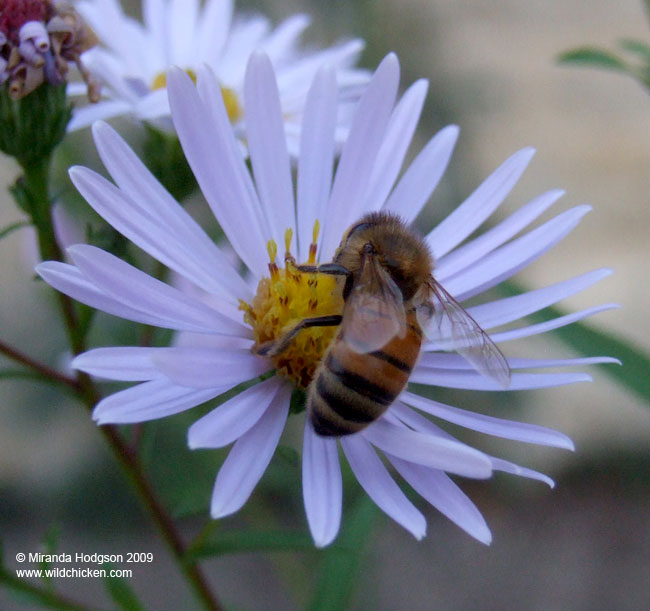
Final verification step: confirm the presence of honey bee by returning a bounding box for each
[257,211,510,436]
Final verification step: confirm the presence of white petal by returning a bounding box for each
[218,16,270,85]
[260,14,310,60]
[133,89,171,120]
[302,421,342,548]
[152,347,270,389]
[51,203,85,250]
[77,124,251,301]
[167,67,268,276]
[388,456,492,544]
[189,376,283,448]
[362,419,492,478]
[36,261,175,327]
[417,353,620,370]
[408,369,592,390]
[296,66,337,261]
[93,379,221,424]
[435,188,565,279]
[142,0,166,62]
[82,51,146,99]
[72,347,163,381]
[78,1,144,69]
[244,53,296,246]
[169,0,198,66]
[397,394,574,450]
[210,383,291,518]
[67,245,243,335]
[363,79,428,212]
[464,268,614,330]
[65,82,90,97]
[389,406,555,488]
[490,457,555,487]
[383,125,459,223]
[273,39,365,104]
[341,435,426,540]
[67,99,134,131]
[427,148,536,258]
[490,304,620,343]
[443,206,592,301]
[320,54,400,260]
[196,0,233,60]
[195,65,271,236]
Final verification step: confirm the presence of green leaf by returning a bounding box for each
[139,418,222,519]
[0,369,77,395]
[0,220,31,240]
[617,38,650,62]
[103,564,145,611]
[0,566,97,611]
[188,529,317,559]
[43,524,60,555]
[275,444,301,469]
[546,315,648,404]
[557,47,627,71]
[501,281,648,405]
[290,386,307,415]
[40,525,61,589]
[308,497,377,611]
[0,369,49,383]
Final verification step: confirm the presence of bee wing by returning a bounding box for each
[415,280,511,388]
[341,254,406,354]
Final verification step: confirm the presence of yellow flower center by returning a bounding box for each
[240,222,344,389]
[151,69,243,123]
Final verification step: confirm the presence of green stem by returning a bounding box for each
[21,156,83,354]
[98,418,222,611]
[0,338,80,391]
[13,156,223,611]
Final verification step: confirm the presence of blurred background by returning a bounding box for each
[1,0,650,609]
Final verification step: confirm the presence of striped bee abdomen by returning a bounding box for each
[308,312,422,436]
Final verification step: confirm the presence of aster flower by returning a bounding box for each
[66,0,368,153]
[0,0,99,100]
[37,53,617,547]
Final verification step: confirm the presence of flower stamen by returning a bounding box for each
[308,219,320,264]
[244,224,343,389]
[151,69,242,123]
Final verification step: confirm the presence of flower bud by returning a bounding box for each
[0,0,100,101]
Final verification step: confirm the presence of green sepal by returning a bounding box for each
[0,83,72,170]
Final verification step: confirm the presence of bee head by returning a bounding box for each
[335,212,433,300]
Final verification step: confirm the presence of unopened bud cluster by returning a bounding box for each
[0,0,99,100]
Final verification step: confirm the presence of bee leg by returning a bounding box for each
[291,263,355,300]
[254,315,343,357]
